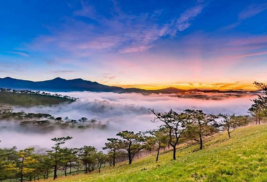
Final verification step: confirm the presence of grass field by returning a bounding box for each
[0,92,72,106]
[44,124,267,182]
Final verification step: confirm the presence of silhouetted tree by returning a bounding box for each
[249,82,267,124]
[103,138,121,167]
[79,146,97,173]
[47,136,72,180]
[145,127,169,162]
[185,110,217,150]
[151,109,187,160]
[219,114,250,138]
[95,151,107,173]
[117,131,145,165]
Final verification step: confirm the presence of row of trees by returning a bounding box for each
[0,108,107,130]
[0,137,108,181]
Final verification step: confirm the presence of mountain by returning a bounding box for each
[0,77,252,93]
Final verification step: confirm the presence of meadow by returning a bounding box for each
[43,124,267,182]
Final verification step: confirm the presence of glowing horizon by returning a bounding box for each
[115,82,258,91]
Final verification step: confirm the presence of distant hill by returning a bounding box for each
[0,77,127,92]
[0,77,252,94]
[0,89,74,106]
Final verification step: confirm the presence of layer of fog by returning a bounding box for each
[0,92,256,151]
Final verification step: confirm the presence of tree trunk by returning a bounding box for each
[20,157,25,182]
[172,145,176,160]
[227,126,231,138]
[69,162,72,174]
[113,150,116,167]
[64,166,67,176]
[85,164,88,173]
[128,142,132,165]
[156,145,160,162]
[199,133,203,150]
[53,164,57,180]
[129,157,132,165]
[98,164,101,173]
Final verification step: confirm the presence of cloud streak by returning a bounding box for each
[51,70,77,74]
[29,0,205,56]
[176,4,204,31]
[239,3,267,19]
[8,51,29,57]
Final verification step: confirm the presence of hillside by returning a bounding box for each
[0,91,74,106]
[44,124,267,182]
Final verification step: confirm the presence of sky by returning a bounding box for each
[0,0,267,90]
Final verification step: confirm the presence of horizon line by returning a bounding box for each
[0,76,260,92]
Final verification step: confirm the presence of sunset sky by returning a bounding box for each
[1,0,267,90]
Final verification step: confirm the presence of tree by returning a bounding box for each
[17,148,37,182]
[59,148,78,176]
[151,109,187,160]
[249,100,265,125]
[79,117,88,124]
[47,136,72,180]
[0,147,18,181]
[79,146,97,173]
[103,138,122,167]
[117,131,145,165]
[36,154,52,179]
[219,114,250,138]
[185,110,217,150]
[95,151,107,173]
[249,82,267,124]
[146,127,169,162]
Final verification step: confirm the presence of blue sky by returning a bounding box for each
[1,0,267,90]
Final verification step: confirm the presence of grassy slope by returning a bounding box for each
[45,124,267,182]
[0,92,71,106]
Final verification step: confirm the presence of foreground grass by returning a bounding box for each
[0,92,71,106]
[46,124,267,182]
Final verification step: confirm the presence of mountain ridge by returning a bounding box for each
[0,77,255,93]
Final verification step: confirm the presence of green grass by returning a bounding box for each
[45,124,267,182]
[0,92,72,106]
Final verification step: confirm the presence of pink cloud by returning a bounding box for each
[120,45,151,53]
[224,51,267,59]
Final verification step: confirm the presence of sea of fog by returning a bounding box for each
[0,92,256,152]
